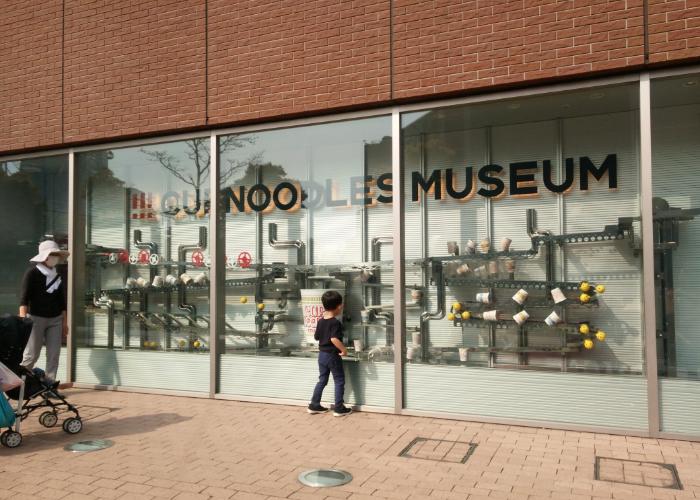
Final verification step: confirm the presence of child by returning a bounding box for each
[307,290,352,416]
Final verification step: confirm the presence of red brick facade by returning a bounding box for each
[1,0,699,155]
[648,0,700,62]
[0,1,63,152]
[208,0,391,124]
[63,0,207,142]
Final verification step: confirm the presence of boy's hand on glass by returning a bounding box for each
[339,350,348,357]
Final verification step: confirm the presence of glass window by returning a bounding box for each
[217,117,395,407]
[652,73,700,434]
[74,140,211,392]
[0,155,69,382]
[400,84,648,428]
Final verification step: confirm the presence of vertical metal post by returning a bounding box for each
[67,150,76,382]
[640,73,660,436]
[209,132,223,398]
[392,109,405,413]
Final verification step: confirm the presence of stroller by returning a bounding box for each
[0,315,82,448]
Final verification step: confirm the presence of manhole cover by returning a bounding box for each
[595,456,682,489]
[399,437,477,464]
[64,439,114,453]
[298,469,352,488]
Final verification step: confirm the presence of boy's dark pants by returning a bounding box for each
[311,351,345,407]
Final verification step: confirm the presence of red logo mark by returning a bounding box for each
[138,250,150,264]
[191,250,205,267]
[237,251,252,269]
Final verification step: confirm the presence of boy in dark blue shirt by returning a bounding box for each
[307,290,352,416]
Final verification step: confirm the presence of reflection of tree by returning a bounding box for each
[80,151,124,188]
[141,136,260,210]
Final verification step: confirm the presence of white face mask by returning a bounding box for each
[45,256,60,268]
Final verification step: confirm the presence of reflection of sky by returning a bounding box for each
[220,116,392,185]
[87,116,392,200]
[103,140,210,196]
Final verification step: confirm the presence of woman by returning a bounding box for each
[19,240,69,385]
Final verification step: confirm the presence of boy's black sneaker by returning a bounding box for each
[333,405,353,417]
[307,404,329,414]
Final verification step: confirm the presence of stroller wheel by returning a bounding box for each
[62,417,83,434]
[39,411,58,428]
[1,430,22,448]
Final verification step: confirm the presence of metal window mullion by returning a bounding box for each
[640,72,660,436]
[67,149,76,382]
[392,108,405,413]
[209,132,222,398]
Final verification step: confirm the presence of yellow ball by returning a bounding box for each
[579,323,590,335]
[240,296,248,304]
[596,330,606,341]
[580,293,591,304]
[595,284,605,294]
[447,313,455,321]
[452,302,462,312]
[461,311,471,320]
[193,340,201,349]
[257,303,265,311]
[579,281,591,292]
[583,339,594,350]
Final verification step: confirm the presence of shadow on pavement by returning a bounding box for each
[0,410,191,457]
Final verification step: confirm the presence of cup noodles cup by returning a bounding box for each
[459,347,468,362]
[500,237,512,252]
[513,310,530,325]
[488,261,499,276]
[353,339,364,352]
[483,310,498,321]
[476,292,491,304]
[480,238,491,253]
[551,287,567,304]
[406,346,420,360]
[301,289,344,337]
[447,241,459,255]
[125,277,137,289]
[360,309,370,322]
[456,263,470,275]
[165,274,178,286]
[180,273,193,285]
[152,275,164,287]
[194,272,208,285]
[410,289,423,301]
[412,332,421,346]
[545,311,561,326]
[504,259,516,273]
[135,277,148,288]
[466,240,476,254]
[512,289,529,305]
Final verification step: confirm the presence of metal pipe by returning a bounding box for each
[420,261,446,322]
[93,294,115,349]
[133,229,157,253]
[268,223,305,265]
[370,236,393,306]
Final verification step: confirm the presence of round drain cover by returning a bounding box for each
[64,439,114,453]
[298,469,352,488]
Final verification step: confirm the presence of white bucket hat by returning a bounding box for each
[30,240,70,263]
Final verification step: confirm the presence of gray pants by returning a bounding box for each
[20,314,63,382]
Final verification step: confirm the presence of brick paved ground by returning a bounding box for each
[2,389,700,500]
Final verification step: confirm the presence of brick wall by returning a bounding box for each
[2,0,700,154]
[648,0,700,62]
[207,0,390,124]
[0,0,63,152]
[63,0,206,143]
[392,0,645,99]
